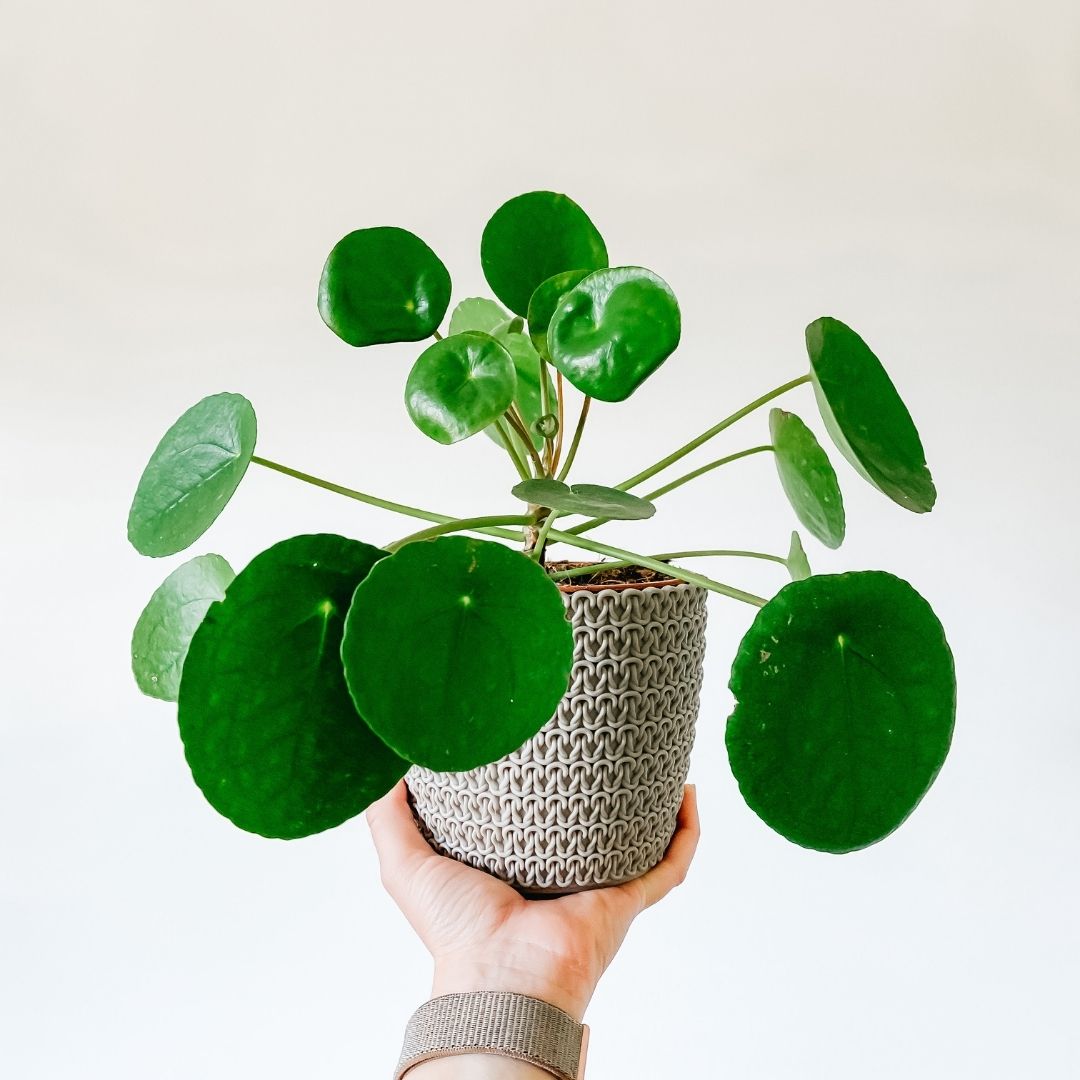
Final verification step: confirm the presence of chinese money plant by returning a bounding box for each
[128,190,956,854]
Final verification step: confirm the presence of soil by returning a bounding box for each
[543,560,679,589]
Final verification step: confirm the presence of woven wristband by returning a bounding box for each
[394,991,589,1079]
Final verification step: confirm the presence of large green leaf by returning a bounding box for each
[511,478,655,521]
[406,332,517,445]
[319,226,451,346]
[527,269,592,359]
[726,571,955,853]
[178,534,407,839]
[547,267,681,402]
[132,554,235,702]
[341,536,574,771]
[481,191,608,316]
[806,317,936,513]
[128,393,257,557]
[769,408,846,549]
[448,297,509,336]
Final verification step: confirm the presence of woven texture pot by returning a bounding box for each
[405,579,708,894]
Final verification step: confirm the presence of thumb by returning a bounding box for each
[366,781,438,896]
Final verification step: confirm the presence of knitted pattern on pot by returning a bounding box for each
[406,581,708,893]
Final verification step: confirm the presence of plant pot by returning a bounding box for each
[405,577,708,894]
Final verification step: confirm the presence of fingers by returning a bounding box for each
[366,780,436,896]
[634,784,700,911]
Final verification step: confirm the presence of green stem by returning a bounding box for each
[644,445,774,500]
[432,328,444,341]
[505,407,546,475]
[250,455,521,541]
[556,396,591,482]
[388,515,532,552]
[494,419,531,482]
[616,373,811,491]
[548,548,787,580]
[530,510,560,562]
[538,354,555,473]
[544,528,767,607]
[564,444,774,537]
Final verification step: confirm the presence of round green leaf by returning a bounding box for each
[448,297,509,336]
[132,554,235,702]
[481,191,608,316]
[806,317,936,513]
[128,393,257,557]
[341,536,574,771]
[178,534,407,839]
[769,408,846,549]
[726,571,955,853]
[785,531,811,581]
[319,226,451,346]
[405,332,516,445]
[526,269,593,358]
[511,478,655,521]
[547,267,681,402]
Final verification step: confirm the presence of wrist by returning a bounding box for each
[399,991,589,1080]
[431,953,595,1023]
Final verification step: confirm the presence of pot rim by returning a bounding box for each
[555,574,687,594]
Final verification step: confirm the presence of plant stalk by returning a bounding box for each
[544,528,767,606]
[250,455,522,540]
[616,373,810,491]
[504,406,546,476]
[493,419,532,482]
[538,353,555,473]
[556,394,591,482]
[644,445,775,501]
[529,510,560,563]
[553,372,566,473]
[388,515,533,552]
[547,548,787,580]
[563,444,774,536]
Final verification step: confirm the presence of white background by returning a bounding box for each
[3,2,1078,1076]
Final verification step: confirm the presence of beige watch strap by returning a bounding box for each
[394,991,589,1079]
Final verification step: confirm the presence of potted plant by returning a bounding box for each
[128,190,956,891]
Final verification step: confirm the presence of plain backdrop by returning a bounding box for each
[3,2,1078,1076]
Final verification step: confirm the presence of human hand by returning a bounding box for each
[367,781,700,1022]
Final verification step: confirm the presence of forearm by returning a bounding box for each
[408,1055,552,1079]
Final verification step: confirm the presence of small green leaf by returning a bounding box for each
[726,571,955,853]
[319,226,451,346]
[769,409,846,549]
[535,414,559,439]
[786,531,811,581]
[806,317,936,513]
[448,297,509,336]
[406,332,517,445]
[132,554,235,701]
[482,330,555,451]
[341,537,574,771]
[178,534,407,839]
[511,478,655,520]
[128,393,257,557]
[527,269,593,358]
[448,300,554,452]
[547,267,681,402]
[481,191,608,316]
